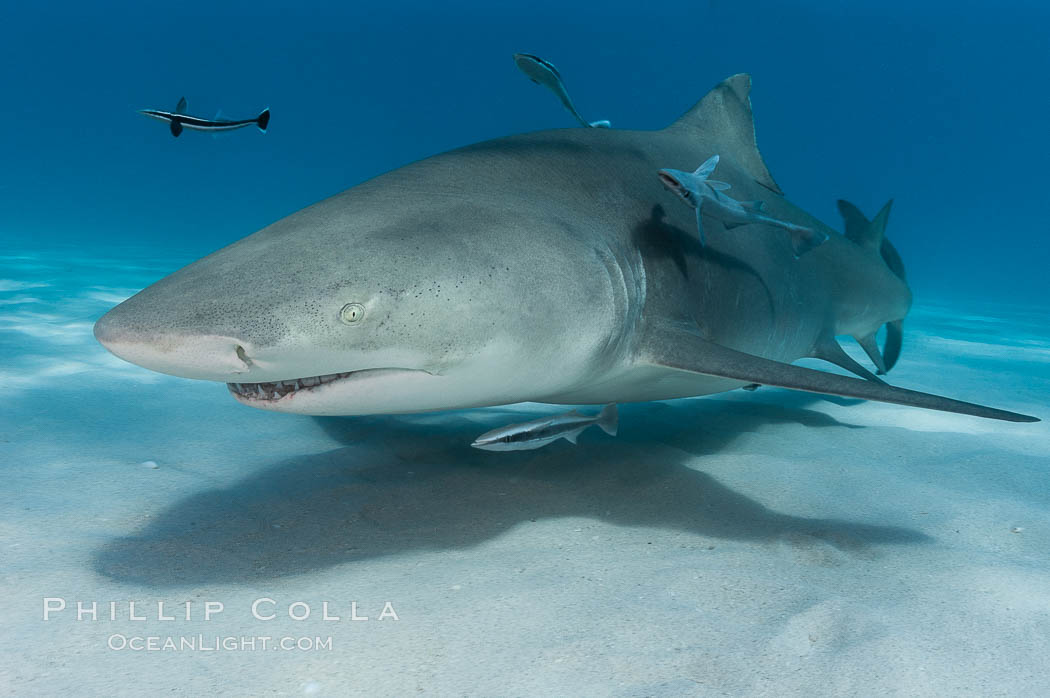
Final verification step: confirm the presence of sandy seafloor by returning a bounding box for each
[1,246,1048,697]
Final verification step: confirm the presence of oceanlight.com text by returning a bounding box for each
[107,634,334,652]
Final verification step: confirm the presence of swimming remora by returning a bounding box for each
[96,74,1038,424]
[472,404,618,451]
[140,97,270,137]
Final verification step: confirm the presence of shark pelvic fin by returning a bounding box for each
[855,333,887,374]
[636,322,1038,423]
[665,74,783,195]
[812,336,886,384]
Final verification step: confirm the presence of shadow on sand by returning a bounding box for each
[93,393,928,587]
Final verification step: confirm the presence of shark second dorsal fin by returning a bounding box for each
[664,74,782,195]
[837,199,892,251]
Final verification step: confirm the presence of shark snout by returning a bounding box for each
[94,308,256,381]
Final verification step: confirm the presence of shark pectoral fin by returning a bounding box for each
[855,333,887,374]
[813,336,886,384]
[635,323,1039,423]
[169,120,183,137]
[175,96,186,114]
[707,181,732,191]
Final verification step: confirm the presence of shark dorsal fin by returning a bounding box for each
[870,200,892,246]
[837,199,892,251]
[837,199,869,244]
[175,96,187,114]
[664,74,782,195]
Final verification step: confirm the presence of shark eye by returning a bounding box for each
[339,303,366,325]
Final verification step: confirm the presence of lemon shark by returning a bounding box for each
[94,74,1038,424]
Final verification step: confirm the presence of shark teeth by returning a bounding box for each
[227,371,354,402]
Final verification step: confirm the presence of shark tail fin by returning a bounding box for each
[838,199,909,373]
[596,403,618,436]
[664,74,782,195]
[256,108,270,132]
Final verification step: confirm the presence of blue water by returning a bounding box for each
[3,3,1050,695]
[2,0,1048,301]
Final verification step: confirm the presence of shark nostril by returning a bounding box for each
[235,345,254,368]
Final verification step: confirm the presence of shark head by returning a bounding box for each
[93,163,625,416]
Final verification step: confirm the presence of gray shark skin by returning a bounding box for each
[94,74,1038,423]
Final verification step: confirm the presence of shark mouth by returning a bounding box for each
[227,370,359,402]
[226,367,429,403]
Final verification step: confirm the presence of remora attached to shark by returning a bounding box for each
[95,74,1039,425]
[513,53,611,128]
[657,153,829,257]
